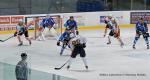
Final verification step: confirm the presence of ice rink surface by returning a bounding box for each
[0,28,150,80]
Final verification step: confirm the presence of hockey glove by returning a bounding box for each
[143,32,150,37]
[83,43,86,48]
[76,31,79,35]
[146,33,150,37]
[138,31,143,35]
[104,20,108,24]
[14,32,18,37]
[57,41,60,46]
[63,40,68,45]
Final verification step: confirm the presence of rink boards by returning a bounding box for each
[0,10,150,35]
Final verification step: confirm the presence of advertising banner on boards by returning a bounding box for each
[130,12,150,24]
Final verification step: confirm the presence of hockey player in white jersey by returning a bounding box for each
[67,31,88,70]
[103,14,124,47]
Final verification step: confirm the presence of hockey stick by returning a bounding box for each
[0,35,14,42]
[59,44,71,50]
[0,40,4,42]
[54,60,69,70]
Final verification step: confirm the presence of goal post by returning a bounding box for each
[34,17,39,39]
[50,15,63,36]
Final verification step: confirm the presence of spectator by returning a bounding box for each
[15,53,30,80]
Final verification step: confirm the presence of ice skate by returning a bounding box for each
[67,65,70,70]
[18,42,23,46]
[147,45,149,49]
[107,41,111,45]
[133,45,136,49]
[85,66,88,70]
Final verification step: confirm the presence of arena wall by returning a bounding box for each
[0,10,150,34]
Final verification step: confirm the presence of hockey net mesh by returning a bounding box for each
[26,15,63,40]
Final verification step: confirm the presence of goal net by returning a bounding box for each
[25,15,63,40]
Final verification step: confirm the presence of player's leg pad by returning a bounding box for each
[143,35,149,45]
[133,36,140,44]
[114,30,120,38]
[60,45,66,55]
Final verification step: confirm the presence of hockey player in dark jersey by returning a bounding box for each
[66,32,88,70]
[133,17,149,49]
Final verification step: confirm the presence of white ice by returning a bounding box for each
[0,28,150,80]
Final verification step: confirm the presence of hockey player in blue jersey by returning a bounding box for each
[133,18,149,49]
[40,15,55,29]
[38,15,55,40]
[57,29,75,55]
[46,16,55,29]
[40,18,47,29]
[64,16,78,35]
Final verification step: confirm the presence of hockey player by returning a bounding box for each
[34,20,46,41]
[37,15,55,40]
[15,21,31,46]
[40,15,55,30]
[103,15,124,47]
[47,16,55,30]
[64,16,78,35]
[30,17,45,40]
[35,25,46,41]
[67,31,88,70]
[57,29,74,55]
[133,17,149,49]
[40,16,48,29]
[36,16,49,40]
